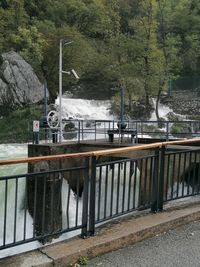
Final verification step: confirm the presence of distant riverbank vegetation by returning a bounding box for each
[0,0,200,118]
[0,105,41,143]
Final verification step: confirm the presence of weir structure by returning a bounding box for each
[0,138,199,253]
[37,119,200,145]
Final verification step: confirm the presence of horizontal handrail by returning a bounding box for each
[92,138,200,156]
[34,119,200,145]
[0,138,200,166]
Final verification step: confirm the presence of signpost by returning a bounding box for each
[33,120,40,144]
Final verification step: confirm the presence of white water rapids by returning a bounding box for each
[0,144,38,258]
[55,97,114,120]
[0,98,114,258]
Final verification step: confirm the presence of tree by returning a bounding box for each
[128,1,165,111]
[24,0,50,19]
[1,0,200,116]
[164,0,200,75]
[10,26,46,71]
[0,0,28,54]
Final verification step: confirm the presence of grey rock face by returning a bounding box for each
[161,93,200,117]
[0,51,44,109]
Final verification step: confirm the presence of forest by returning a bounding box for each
[0,0,200,112]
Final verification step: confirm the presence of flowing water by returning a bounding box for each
[0,98,114,258]
[0,144,39,257]
[55,97,113,120]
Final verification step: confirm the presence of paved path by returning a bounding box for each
[87,220,200,267]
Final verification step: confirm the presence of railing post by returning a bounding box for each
[135,121,138,143]
[95,121,97,141]
[141,122,143,138]
[158,146,165,211]
[151,146,165,212]
[81,157,90,238]
[78,121,80,143]
[81,120,84,140]
[89,156,96,236]
[166,121,169,141]
[151,148,159,212]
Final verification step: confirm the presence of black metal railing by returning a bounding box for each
[0,159,89,250]
[34,119,200,144]
[94,155,155,224]
[163,149,200,202]
[0,139,199,252]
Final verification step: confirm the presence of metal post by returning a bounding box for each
[120,87,124,127]
[166,121,169,141]
[58,39,73,143]
[151,148,159,212]
[95,120,97,141]
[135,121,138,143]
[81,157,90,238]
[78,121,80,143]
[118,86,127,131]
[158,146,165,211]
[59,40,63,143]
[82,120,84,140]
[33,132,39,144]
[44,80,48,118]
[44,80,48,142]
[89,156,96,235]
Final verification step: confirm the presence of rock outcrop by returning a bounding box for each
[161,92,200,119]
[0,51,44,111]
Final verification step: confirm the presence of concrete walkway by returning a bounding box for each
[1,200,200,267]
[88,220,200,267]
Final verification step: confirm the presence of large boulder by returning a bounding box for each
[0,51,44,111]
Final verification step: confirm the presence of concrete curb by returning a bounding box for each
[1,204,200,267]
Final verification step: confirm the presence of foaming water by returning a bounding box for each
[0,144,27,160]
[0,98,114,258]
[95,163,140,220]
[55,97,114,120]
[150,98,186,122]
[0,144,41,258]
[150,99,173,121]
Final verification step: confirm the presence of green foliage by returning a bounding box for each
[170,121,192,137]
[0,105,42,143]
[66,255,88,267]
[171,123,184,134]
[77,255,88,265]
[10,26,46,69]
[0,0,200,110]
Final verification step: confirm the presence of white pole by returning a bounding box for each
[59,40,63,142]
[58,39,74,142]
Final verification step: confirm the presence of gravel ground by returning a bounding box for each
[87,220,200,267]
